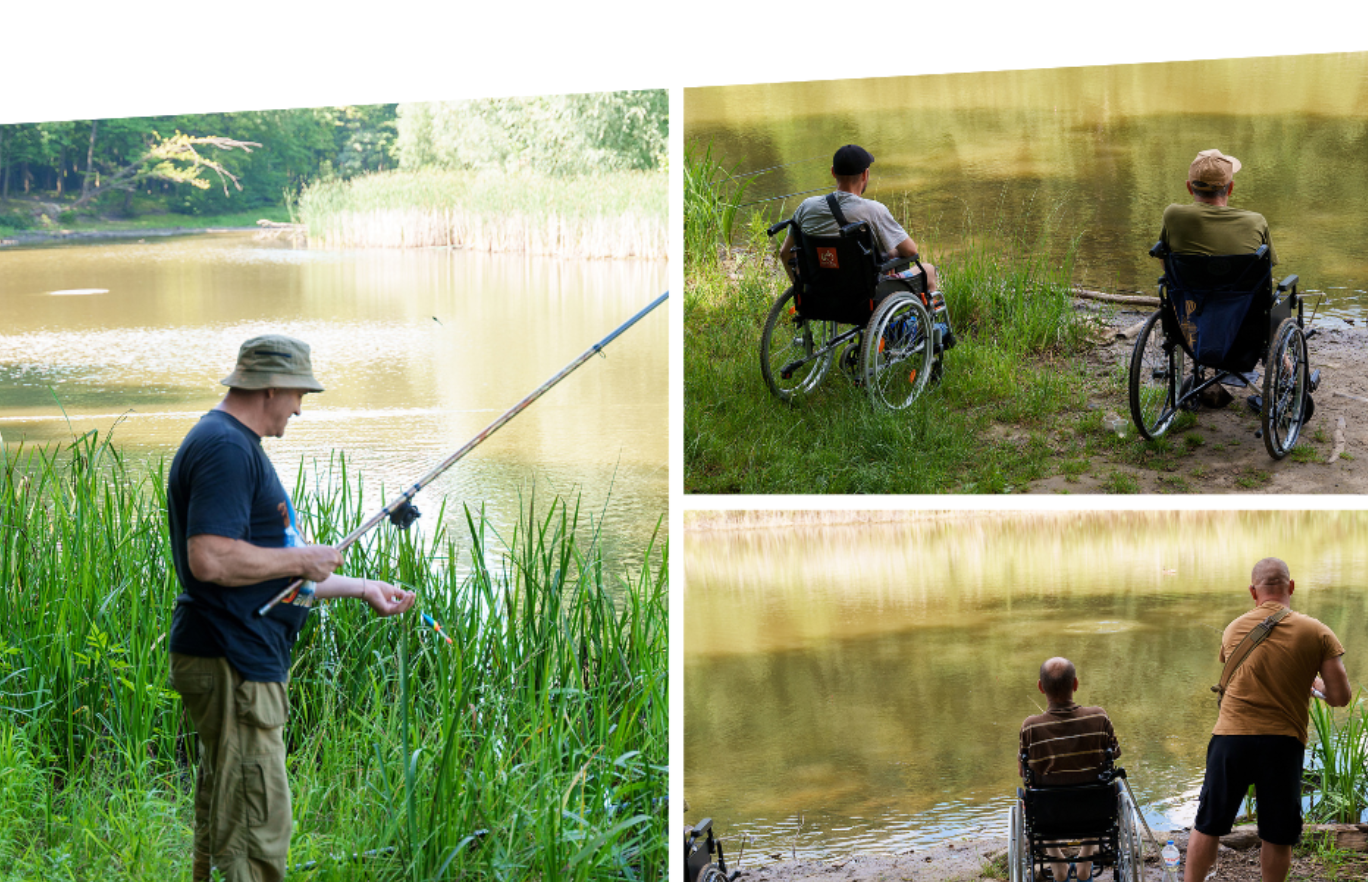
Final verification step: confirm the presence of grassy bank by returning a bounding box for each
[0,434,665,880]
[684,147,1111,494]
[0,199,290,238]
[297,170,666,259]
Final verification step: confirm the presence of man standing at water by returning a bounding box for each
[778,144,955,349]
[166,335,416,882]
[1020,657,1121,881]
[1160,148,1277,263]
[1183,558,1350,882]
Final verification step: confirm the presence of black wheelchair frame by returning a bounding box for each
[683,817,739,882]
[759,215,944,410]
[1128,241,1319,459]
[1009,749,1143,882]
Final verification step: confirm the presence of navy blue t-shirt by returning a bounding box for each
[168,409,312,681]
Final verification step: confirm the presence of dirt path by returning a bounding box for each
[1028,307,1368,494]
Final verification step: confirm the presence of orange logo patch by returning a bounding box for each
[817,247,839,269]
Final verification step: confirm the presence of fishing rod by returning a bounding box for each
[723,155,826,181]
[734,186,830,208]
[256,291,669,617]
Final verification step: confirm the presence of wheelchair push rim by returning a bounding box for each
[1009,798,1031,882]
[1115,785,1143,882]
[1262,317,1309,460]
[1128,309,1183,440]
[862,292,935,411]
[760,286,839,402]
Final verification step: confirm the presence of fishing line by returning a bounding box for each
[723,155,826,180]
[256,291,669,617]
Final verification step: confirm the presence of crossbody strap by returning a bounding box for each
[826,193,852,229]
[1211,606,1291,705]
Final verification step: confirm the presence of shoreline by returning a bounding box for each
[0,226,260,247]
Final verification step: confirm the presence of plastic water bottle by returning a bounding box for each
[1162,840,1181,877]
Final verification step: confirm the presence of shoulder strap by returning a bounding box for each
[826,193,852,229]
[1211,606,1291,705]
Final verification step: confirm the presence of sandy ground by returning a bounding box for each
[1027,304,1368,494]
[725,828,1363,881]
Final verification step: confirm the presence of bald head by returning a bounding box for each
[1038,657,1078,702]
[1250,557,1293,603]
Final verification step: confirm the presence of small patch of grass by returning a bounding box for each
[1192,464,1210,479]
[1342,452,1356,462]
[1172,410,1200,432]
[1314,425,1329,444]
[1236,468,1271,489]
[1102,471,1140,493]
[1159,474,1192,493]
[1061,459,1088,482]
[1184,433,1206,450]
[1291,445,1324,464]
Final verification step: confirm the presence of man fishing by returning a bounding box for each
[1183,558,1350,882]
[166,335,416,882]
[778,144,956,351]
[1020,657,1122,881]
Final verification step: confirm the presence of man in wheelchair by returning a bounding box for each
[777,144,956,350]
[1018,658,1124,881]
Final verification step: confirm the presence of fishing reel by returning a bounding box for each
[684,818,740,882]
[388,499,421,530]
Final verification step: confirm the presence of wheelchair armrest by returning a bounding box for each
[1149,240,1167,259]
[1276,273,1299,293]
[879,255,915,274]
[839,220,870,239]
[692,817,714,837]
[1255,244,1269,259]
[767,219,793,238]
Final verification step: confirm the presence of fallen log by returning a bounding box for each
[1116,319,1148,340]
[1074,288,1161,308]
[1332,390,1368,405]
[1330,416,1347,462]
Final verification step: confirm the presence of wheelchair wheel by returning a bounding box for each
[1262,317,1309,460]
[1114,788,1143,882]
[1009,799,1032,882]
[761,286,837,402]
[862,293,934,410]
[1128,309,1182,439]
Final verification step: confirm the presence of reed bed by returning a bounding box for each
[0,433,666,880]
[297,170,666,259]
[1307,692,1368,824]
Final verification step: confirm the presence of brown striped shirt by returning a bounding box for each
[1019,703,1121,787]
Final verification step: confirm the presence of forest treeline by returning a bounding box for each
[0,90,666,229]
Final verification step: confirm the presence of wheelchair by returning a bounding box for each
[683,817,738,882]
[760,214,949,410]
[1009,750,1143,882]
[1128,241,1319,460]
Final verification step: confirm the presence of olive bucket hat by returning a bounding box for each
[220,334,325,392]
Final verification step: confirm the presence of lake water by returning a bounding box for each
[686,52,1368,323]
[684,511,1368,859]
[0,232,667,572]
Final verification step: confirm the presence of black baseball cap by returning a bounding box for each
[832,144,875,175]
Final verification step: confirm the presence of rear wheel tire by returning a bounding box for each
[1115,788,1143,882]
[862,293,934,410]
[1128,309,1181,439]
[1010,799,1032,882]
[761,286,837,402]
[1262,318,1309,459]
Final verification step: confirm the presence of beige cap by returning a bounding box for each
[220,334,325,392]
[1189,149,1242,192]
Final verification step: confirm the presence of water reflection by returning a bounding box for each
[686,52,1368,320]
[684,511,1368,858]
[0,233,667,573]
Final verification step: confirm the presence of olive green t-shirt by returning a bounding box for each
[1160,203,1279,266]
[1213,601,1344,743]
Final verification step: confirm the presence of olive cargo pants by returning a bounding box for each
[171,654,292,882]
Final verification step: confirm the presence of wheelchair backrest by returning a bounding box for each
[789,221,884,326]
[1024,782,1120,839]
[1156,243,1275,372]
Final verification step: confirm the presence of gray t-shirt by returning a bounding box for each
[793,191,910,259]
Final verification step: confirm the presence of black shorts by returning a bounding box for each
[1193,734,1305,846]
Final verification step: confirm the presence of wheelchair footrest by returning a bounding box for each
[1309,368,1321,393]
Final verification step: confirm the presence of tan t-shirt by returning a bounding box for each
[1213,601,1344,743]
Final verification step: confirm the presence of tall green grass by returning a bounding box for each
[683,143,751,268]
[297,169,666,259]
[0,432,665,880]
[1307,692,1368,824]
